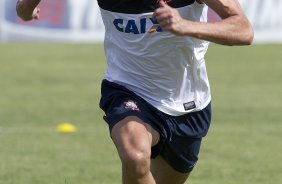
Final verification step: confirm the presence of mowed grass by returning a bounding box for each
[0,43,281,184]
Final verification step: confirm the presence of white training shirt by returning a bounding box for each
[99,1,211,116]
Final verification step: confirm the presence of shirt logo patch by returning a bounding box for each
[124,101,140,111]
[183,101,196,111]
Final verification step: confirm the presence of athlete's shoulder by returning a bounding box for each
[97,0,196,14]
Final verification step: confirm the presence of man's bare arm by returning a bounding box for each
[153,0,254,46]
[16,0,41,21]
[193,0,254,45]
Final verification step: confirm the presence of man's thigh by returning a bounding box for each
[111,116,160,158]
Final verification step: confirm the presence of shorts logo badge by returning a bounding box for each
[124,101,140,111]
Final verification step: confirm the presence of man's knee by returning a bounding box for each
[120,147,151,178]
[111,117,152,177]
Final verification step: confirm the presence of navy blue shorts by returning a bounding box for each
[99,80,212,173]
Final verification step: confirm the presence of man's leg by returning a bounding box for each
[151,156,190,184]
[111,116,160,184]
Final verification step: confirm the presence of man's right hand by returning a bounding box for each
[16,0,41,21]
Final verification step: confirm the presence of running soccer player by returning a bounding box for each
[17,0,254,184]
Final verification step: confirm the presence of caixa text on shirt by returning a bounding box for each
[113,18,163,34]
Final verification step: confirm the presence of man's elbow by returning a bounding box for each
[242,25,254,45]
[225,26,254,46]
[237,17,254,45]
[231,16,254,46]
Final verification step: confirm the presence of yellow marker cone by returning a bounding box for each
[56,123,77,133]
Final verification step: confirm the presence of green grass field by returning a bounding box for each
[0,43,281,184]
